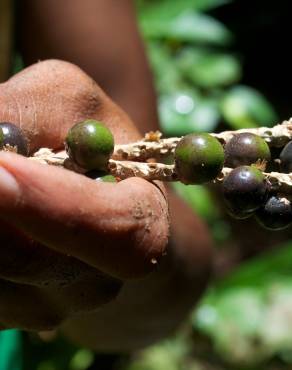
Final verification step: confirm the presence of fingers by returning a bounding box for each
[62,192,213,352]
[0,218,123,298]
[0,152,169,279]
[45,273,122,315]
[0,60,140,152]
[0,261,121,330]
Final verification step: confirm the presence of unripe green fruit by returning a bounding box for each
[222,165,268,216]
[174,133,224,184]
[224,133,271,168]
[0,122,28,156]
[66,120,114,171]
[255,195,292,230]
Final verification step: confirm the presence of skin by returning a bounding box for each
[0,0,213,350]
[18,0,159,133]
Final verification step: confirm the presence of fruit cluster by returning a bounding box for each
[174,131,292,230]
[1,119,292,231]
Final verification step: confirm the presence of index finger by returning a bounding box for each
[0,152,169,279]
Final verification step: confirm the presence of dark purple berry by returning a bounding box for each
[224,133,271,168]
[0,122,28,155]
[174,133,224,184]
[255,195,292,230]
[222,166,268,217]
[280,141,292,173]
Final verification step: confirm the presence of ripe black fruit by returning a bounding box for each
[224,133,271,168]
[222,166,268,217]
[280,141,292,173]
[174,133,224,184]
[66,120,114,171]
[0,122,28,155]
[255,195,292,230]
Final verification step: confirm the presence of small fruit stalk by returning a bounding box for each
[2,118,292,230]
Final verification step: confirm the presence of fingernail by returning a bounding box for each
[0,165,20,204]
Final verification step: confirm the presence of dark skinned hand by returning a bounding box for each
[0,60,212,351]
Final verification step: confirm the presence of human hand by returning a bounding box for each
[0,60,212,350]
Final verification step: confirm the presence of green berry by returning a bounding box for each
[174,133,224,184]
[224,133,271,168]
[0,122,28,155]
[255,195,292,230]
[66,120,114,171]
[222,165,268,216]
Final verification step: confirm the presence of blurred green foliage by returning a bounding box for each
[136,0,277,137]
[194,242,292,367]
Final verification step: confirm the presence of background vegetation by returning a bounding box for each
[22,0,292,369]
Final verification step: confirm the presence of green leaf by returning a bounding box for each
[221,86,278,129]
[172,182,219,221]
[193,243,292,366]
[140,10,233,45]
[70,349,94,370]
[126,338,187,370]
[147,43,185,94]
[136,0,230,16]
[177,48,241,88]
[159,91,220,136]
[192,0,231,11]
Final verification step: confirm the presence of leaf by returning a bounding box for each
[126,338,187,370]
[159,91,220,136]
[140,10,233,45]
[172,182,219,221]
[192,0,231,11]
[221,85,278,129]
[193,242,292,366]
[177,48,242,88]
[147,43,185,94]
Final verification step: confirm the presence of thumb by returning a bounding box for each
[0,151,169,279]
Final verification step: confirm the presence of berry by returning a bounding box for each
[255,195,292,230]
[224,133,271,168]
[280,141,292,173]
[66,120,114,171]
[174,133,224,184]
[222,166,268,217]
[0,122,28,155]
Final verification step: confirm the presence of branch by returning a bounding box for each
[29,119,292,166]
[29,148,292,194]
[113,119,292,161]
